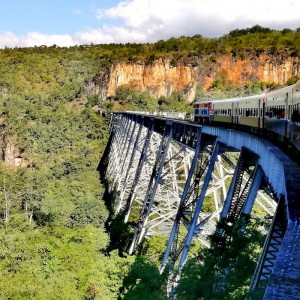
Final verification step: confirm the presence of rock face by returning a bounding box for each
[212,55,299,85]
[90,54,300,102]
[107,58,197,102]
[1,140,28,167]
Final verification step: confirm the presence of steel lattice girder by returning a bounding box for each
[161,132,220,271]
[105,113,300,299]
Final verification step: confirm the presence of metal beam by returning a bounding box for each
[124,119,154,222]
[129,121,173,254]
[178,140,220,269]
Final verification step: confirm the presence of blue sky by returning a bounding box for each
[0,1,121,35]
[0,0,299,48]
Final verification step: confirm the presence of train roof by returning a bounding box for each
[195,93,263,104]
[268,80,300,97]
[194,80,300,104]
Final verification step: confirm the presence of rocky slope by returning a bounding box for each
[87,54,300,102]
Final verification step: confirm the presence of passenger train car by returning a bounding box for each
[194,80,300,151]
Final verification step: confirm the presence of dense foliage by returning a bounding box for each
[176,219,268,300]
[109,83,193,113]
[0,42,169,299]
[70,25,299,63]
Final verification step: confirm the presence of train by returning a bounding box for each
[193,80,300,152]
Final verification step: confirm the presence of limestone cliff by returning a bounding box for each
[107,58,197,102]
[89,54,300,102]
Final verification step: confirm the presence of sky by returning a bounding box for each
[0,0,299,48]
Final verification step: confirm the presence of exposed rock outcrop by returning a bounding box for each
[87,54,300,102]
[1,139,29,167]
[107,58,197,102]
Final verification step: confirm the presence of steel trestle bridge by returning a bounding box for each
[103,112,300,299]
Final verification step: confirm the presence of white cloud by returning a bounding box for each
[74,25,149,44]
[95,0,300,39]
[0,31,76,48]
[1,0,300,48]
[79,0,300,44]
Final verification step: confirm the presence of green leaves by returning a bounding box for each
[0,226,136,299]
[122,257,168,300]
[176,219,268,300]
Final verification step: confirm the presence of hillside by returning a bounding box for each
[0,25,298,299]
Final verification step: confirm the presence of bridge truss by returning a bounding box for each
[103,113,300,300]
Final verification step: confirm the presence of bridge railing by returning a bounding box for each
[124,110,192,120]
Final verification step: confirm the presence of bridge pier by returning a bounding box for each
[116,118,145,213]
[129,121,173,254]
[215,148,261,247]
[123,119,155,221]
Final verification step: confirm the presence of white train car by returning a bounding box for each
[236,94,262,128]
[193,80,300,150]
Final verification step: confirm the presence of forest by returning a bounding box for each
[0,25,298,299]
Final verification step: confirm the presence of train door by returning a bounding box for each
[285,92,288,120]
[262,100,266,129]
[208,102,213,123]
[236,101,239,124]
[258,98,261,128]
